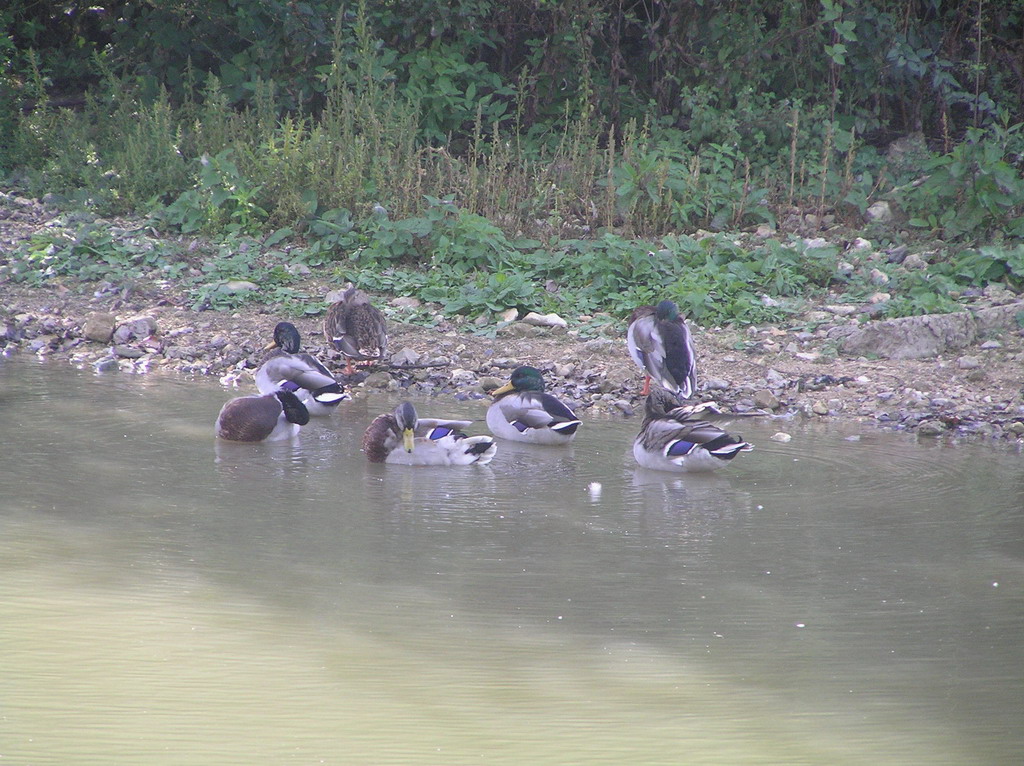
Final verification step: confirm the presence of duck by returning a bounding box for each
[633,386,752,472]
[323,284,388,375]
[486,366,581,445]
[362,401,497,465]
[255,321,349,416]
[627,299,697,397]
[215,388,310,442]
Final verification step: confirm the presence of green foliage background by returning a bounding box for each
[2,0,1023,325]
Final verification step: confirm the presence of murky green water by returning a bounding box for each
[1,358,1022,765]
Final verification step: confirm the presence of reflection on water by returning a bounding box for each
[1,358,1022,765]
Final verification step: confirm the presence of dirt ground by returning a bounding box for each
[2,192,1023,442]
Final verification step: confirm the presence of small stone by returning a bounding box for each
[390,347,421,366]
[755,224,774,238]
[770,432,793,443]
[83,312,117,343]
[222,280,260,293]
[824,304,858,316]
[113,344,145,358]
[361,372,394,389]
[498,308,519,323]
[868,292,891,304]
[753,389,780,410]
[957,355,981,370]
[478,376,503,393]
[812,401,830,415]
[869,268,890,286]
[704,378,730,391]
[522,311,568,329]
[850,237,872,251]
[497,322,542,338]
[865,200,893,223]
[612,400,635,416]
[917,420,946,436]
[1005,421,1024,436]
[93,356,120,373]
[391,296,422,309]
[980,340,1003,350]
[902,253,927,270]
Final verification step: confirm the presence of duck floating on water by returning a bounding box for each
[633,387,752,472]
[255,321,349,416]
[486,366,581,445]
[216,388,310,442]
[362,401,496,465]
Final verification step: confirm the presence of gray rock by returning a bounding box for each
[957,356,981,370]
[902,253,927,270]
[222,280,259,293]
[390,347,421,366]
[391,296,422,309]
[113,344,145,359]
[753,390,780,410]
[835,303,1024,359]
[83,312,117,343]
[865,200,893,223]
[917,420,946,436]
[93,356,120,373]
[361,372,394,389]
[521,311,567,329]
[704,378,730,391]
[498,322,542,338]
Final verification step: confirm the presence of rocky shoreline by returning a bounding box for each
[2,191,1023,444]
[3,279,1023,444]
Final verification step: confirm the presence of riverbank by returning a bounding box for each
[2,193,1023,443]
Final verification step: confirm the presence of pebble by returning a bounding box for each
[957,356,981,369]
[83,312,117,343]
[917,420,946,436]
[522,311,567,329]
[753,390,780,410]
[770,432,793,443]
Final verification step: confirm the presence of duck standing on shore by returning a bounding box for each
[627,299,697,398]
[323,284,388,375]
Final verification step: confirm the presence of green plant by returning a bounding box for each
[904,121,1024,240]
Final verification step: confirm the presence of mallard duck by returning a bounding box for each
[323,284,388,375]
[633,386,752,472]
[216,389,310,442]
[627,299,697,397]
[362,401,497,465]
[255,322,349,416]
[486,366,581,445]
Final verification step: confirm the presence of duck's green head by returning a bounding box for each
[269,321,302,354]
[394,401,418,452]
[654,300,680,322]
[492,365,546,397]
